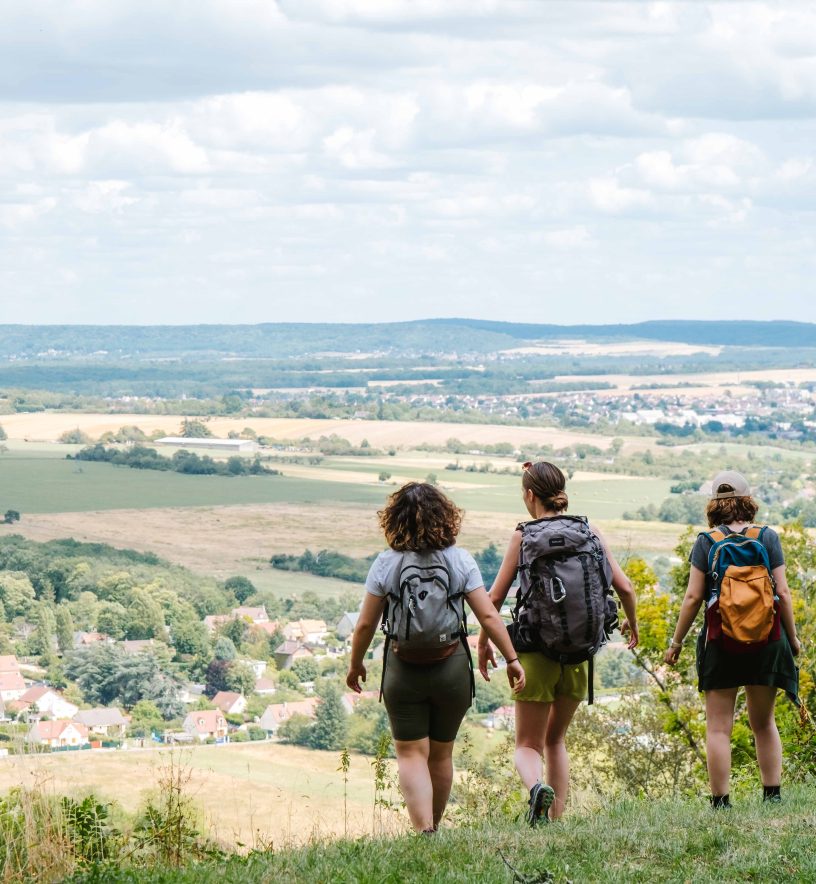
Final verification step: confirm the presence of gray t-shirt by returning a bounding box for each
[689,525,784,577]
[365,546,484,598]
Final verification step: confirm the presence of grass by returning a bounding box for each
[71,784,816,882]
[0,451,388,514]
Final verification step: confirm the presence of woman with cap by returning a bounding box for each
[664,470,801,809]
[477,461,639,825]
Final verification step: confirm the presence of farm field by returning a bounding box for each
[0,742,395,845]
[0,412,657,453]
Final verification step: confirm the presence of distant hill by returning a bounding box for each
[0,318,814,359]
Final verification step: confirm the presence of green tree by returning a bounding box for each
[291,657,320,683]
[96,602,128,640]
[180,419,212,438]
[308,682,348,751]
[214,636,237,661]
[224,576,256,604]
[31,604,57,661]
[204,658,231,697]
[55,605,75,653]
[2,510,20,524]
[225,661,256,696]
[0,572,36,618]
[277,713,314,746]
[125,589,165,640]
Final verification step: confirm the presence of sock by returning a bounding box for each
[711,794,731,809]
[763,785,781,801]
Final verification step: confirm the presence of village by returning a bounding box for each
[0,601,519,756]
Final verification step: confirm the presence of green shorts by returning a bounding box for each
[515,652,588,703]
[382,645,472,742]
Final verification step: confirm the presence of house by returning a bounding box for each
[274,640,314,670]
[73,707,128,737]
[250,621,280,637]
[26,720,89,749]
[212,691,247,716]
[182,710,228,742]
[177,683,206,704]
[232,606,268,624]
[335,612,359,641]
[72,631,111,649]
[282,619,328,644]
[484,705,516,730]
[341,691,378,714]
[203,614,231,634]
[0,671,26,704]
[0,655,21,675]
[254,678,276,696]
[240,658,267,679]
[258,699,319,735]
[156,437,257,452]
[12,686,78,720]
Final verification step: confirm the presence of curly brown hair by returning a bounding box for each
[378,482,463,552]
[706,485,760,528]
[522,461,569,512]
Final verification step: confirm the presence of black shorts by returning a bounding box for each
[382,646,472,742]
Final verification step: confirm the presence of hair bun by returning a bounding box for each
[547,491,569,512]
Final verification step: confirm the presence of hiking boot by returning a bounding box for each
[526,782,555,827]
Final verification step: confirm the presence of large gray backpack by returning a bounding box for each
[509,516,617,703]
[379,550,474,699]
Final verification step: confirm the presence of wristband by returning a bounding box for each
[506,657,519,665]
[668,639,684,650]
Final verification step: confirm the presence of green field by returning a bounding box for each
[0,448,672,523]
[0,450,388,514]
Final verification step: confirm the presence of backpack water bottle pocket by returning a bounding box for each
[719,565,775,645]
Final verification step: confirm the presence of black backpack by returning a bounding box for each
[508,515,618,703]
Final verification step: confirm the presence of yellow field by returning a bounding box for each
[0,413,655,452]
[0,742,400,846]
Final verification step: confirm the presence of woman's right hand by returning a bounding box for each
[664,645,681,666]
[478,639,496,681]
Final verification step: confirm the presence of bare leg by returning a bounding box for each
[514,700,550,791]
[543,695,581,820]
[427,739,455,828]
[394,738,433,831]
[705,688,739,796]
[745,685,782,787]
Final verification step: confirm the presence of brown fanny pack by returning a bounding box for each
[391,640,460,665]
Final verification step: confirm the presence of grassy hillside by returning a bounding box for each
[73,784,816,883]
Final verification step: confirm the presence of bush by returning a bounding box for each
[247,725,267,741]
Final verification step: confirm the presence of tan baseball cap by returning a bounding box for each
[710,470,751,499]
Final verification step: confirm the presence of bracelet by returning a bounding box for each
[505,657,519,665]
[668,638,684,649]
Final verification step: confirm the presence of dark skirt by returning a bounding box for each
[696,626,799,705]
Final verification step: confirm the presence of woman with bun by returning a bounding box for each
[478,461,639,825]
[664,471,800,809]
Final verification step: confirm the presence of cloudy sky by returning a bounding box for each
[1,1,815,325]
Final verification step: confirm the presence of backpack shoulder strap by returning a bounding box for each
[744,525,764,540]
[702,529,726,544]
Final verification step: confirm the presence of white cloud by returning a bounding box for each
[0,1,814,323]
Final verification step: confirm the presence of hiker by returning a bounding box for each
[346,481,525,834]
[478,461,639,825]
[664,471,801,809]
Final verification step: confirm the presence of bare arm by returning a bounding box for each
[477,531,520,678]
[773,565,800,655]
[664,566,706,665]
[466,586,525,693]
[346,592,386,692]
[592,524,639,649]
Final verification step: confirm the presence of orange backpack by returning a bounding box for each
[703,526,779,653]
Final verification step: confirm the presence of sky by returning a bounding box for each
[0,1,815,326]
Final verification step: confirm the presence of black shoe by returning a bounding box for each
[526,782,555,827]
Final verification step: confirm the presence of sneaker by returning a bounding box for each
[763,793,782,805]
[526,782,555,827]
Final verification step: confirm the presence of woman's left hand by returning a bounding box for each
[346,663,367,693]
[506,659,525,694]
[664,645,681,666]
